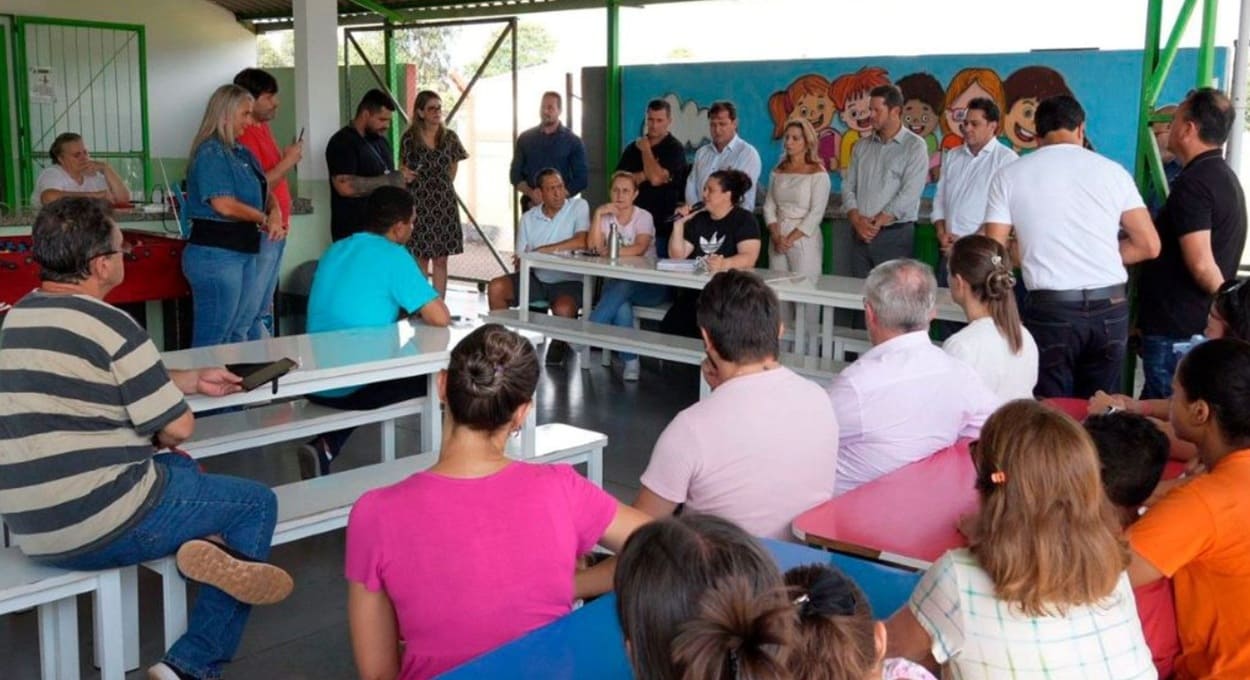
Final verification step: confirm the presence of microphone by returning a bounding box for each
[666,202,705,222]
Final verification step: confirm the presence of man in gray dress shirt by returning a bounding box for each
[843,84,930,278]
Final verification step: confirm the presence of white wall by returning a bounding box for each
[0,0,255,157]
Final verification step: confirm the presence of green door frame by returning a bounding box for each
[0,26,14,209]
[12,16,152,204]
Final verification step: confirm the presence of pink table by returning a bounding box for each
[792,440,977,570]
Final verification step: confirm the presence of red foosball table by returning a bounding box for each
[1,230,192,346]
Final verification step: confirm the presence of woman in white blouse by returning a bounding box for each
[763,119,831,344]
[942,235,1039,400]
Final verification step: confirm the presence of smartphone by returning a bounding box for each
[227,358,298,392]
[297,127,305,142]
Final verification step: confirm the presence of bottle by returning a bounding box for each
[607,219,621,261]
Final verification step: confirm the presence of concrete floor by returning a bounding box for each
[0,284,700,679]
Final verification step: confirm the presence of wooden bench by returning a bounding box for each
[142,423,608,650]
[0,548,125,680]
[490,309,846,390]
[183,397,431,461]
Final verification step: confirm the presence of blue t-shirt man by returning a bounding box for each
[307,232,440,398]
[298,187,450,477]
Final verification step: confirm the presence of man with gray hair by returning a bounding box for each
[828,258,1002,494]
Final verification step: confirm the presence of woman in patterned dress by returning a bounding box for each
[400,90,468,298]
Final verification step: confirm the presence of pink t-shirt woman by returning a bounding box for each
[345,462,618,679]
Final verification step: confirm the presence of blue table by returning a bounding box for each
[439,539,922,679]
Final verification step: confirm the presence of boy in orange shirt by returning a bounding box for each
[1129,338,1250,679]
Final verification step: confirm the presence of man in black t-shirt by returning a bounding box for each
[325,89,411,241]
[616,98,689,256]
[1138,88,1247,398]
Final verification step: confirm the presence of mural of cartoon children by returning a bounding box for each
[768,74,840,171]
[940,67,1007,152]
[896,72,944,182]
[1000,65,1074,154]
[829,66,890,171]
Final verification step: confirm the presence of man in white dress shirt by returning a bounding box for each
[685,101,762,210]
[983,95,1159,398]
[931,97,1018,287]
[828,259,1001,495]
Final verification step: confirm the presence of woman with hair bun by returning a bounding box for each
[942,234,1038,400]
[785,564,934,680]
[885,400,1155,677]
[616,513,794,680]
[346,324,649,680]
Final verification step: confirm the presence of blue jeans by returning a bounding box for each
[183,244,257,347]
[1024,296,1129,399]
[1139,334,1189,399]
[589,280,670,361]
[246,236,286,340]
[41,454,277,680]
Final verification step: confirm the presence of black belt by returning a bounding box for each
[1029,284,1125,303]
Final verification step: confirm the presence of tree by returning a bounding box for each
[254,27,455,97]
[466,23,557,79]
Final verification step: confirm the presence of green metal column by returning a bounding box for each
[0,29,13,209]
[1135,0,1166,200]
[1198,0,1219,86]
[605,0,622,182]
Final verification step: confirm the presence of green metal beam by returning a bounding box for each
[345,0,406,23]
[1143,0,1199,105]
[385,24,401,162]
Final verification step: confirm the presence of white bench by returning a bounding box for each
[143,423,607,650]
[0,548,125,680]
[598,302,869,366]
[491,309,846,390]
[183,397,431,461]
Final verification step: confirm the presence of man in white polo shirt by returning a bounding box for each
[983,95,1159,398]
[487,167,589,363]
[685,101,762,210]
[932,97,1018,287]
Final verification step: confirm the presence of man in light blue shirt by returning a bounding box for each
[685,101,762,210]
[488,168,589,364]
[298,186,451,478]
[488,168,589,315]
[844,85,929,278]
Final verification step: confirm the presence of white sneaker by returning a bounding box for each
[623,359,641,381]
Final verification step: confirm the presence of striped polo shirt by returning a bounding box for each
[0,291,189,559]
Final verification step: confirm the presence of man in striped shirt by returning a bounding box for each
[0,197,292,680]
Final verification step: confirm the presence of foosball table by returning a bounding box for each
[0,230,192,347]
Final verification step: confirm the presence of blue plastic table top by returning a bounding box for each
[439,539,922,679]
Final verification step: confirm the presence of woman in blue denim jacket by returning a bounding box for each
[183,83,283,347]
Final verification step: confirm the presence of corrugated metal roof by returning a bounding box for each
[210,0,573,22]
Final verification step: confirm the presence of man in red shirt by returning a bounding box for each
[233,68,302,339]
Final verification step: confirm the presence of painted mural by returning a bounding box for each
[621,49,1227,197]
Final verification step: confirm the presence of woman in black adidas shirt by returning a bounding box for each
[662,169,762,337]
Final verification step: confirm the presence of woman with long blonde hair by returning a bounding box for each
[183,83,282,347]
[763,118,830,348]
[885,400,1155,677]
[400,89,468,298]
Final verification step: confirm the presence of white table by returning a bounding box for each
[162,323,477,453]
[516,252,963,358]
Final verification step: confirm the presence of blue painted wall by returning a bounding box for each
[621,48,1228,196]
